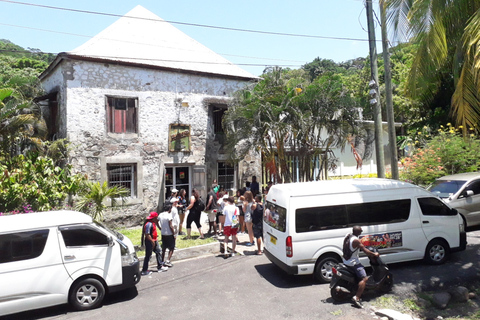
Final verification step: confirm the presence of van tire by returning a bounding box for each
[69,278,105,311]
[424,239,449,265]
[314,255,340,283]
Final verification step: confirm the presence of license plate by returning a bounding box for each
[270,235,277,245]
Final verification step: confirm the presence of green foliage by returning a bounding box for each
[224,67,360,183]
[0,153,85,213]
[75,181,129,221]
[399,124,480,186]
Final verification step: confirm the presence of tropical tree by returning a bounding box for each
[75,181,129,221]
[385,0,480,133]
[0,88,47,160]
[224,67,360,183]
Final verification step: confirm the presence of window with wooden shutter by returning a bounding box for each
[106,97,138,133]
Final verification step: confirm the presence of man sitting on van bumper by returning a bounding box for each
[343,226,379,308]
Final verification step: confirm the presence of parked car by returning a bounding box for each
[428,172,480,228]
[0,210,141,316]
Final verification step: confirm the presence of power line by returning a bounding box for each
[0,0,374,42]
[0,23,308,65]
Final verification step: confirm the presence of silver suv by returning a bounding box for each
[428,172,480,228]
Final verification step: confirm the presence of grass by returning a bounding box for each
[117,227,217,257]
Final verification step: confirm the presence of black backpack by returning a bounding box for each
[196,197,206,211]
[252,203,264,224]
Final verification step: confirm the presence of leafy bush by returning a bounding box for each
[0,153,85,214]
[399,124,480,186]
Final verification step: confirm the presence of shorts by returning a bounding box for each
[352,264,367,279]
[161,235,175,251]
[223,226,238,237]
[253,223,263,238]
[206,210,216,222]
[244,212,252,223]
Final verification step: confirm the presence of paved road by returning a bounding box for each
[4,230,480,320]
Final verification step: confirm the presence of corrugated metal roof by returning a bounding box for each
[68,5,257,79]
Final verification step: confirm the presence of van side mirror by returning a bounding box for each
[466,190,474,197]
[108,236,115,247]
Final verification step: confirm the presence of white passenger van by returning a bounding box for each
[263,179,467,283]
[0,210,141,316]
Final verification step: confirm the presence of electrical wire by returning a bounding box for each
[0,0,374,42]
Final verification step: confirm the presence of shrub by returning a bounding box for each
[399,124,480,186]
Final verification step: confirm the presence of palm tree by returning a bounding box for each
[224,67,359,183]
[0,88,47,160]
[385,0,480,133]
[75,181,129,221]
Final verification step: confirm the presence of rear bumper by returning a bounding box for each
[451,230,467,253]
[264,248,298,275]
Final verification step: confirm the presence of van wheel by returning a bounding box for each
[424,239,449,265]
[314,255,340,283]
[69,278,105,311]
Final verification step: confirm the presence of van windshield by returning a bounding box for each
[428,180,466,198]
[264,201,286,232]
[94,221,124,240]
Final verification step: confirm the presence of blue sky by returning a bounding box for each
[0,0,384,76]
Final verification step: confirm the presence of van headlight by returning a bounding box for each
[117,239,138,266]
[122,252,138,266]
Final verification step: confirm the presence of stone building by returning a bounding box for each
[38,6,261,226]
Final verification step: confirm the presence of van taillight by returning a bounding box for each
[286,236,293,257]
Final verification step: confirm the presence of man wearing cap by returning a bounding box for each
[159,203,175,268]
[141,212,168,276]
[205,187,218,236]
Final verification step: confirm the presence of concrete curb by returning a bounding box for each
[139,241,222,265]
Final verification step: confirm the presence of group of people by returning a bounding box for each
[141,178,268,274]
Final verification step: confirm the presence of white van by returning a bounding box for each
[0,210,141,316]
[263,179,467,283]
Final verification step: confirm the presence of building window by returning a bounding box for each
[106,96,137,133]
[107,164,137,197]
[213,107,226,134]
[218,162,234,190]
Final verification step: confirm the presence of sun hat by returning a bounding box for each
[146,212,158,220]
[223,194,229,199]
[171,188,178,193]
[170,197,179,203]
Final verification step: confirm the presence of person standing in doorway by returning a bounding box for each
[250,176,260,196]
[141,212,168,275]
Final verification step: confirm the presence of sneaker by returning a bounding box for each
[230,252,235,257]
[246,242,253,246]
[158,266,169,272]
[352,297,364,309]
[179,231,186,235]
[164,260,173,268]
[141,270,152,276]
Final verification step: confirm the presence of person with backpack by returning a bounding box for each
[141,212,169,275]
[185,188,205,239]
[342,226,379,308]
[251,194,264,255]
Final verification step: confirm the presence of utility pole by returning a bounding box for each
[380,0,399,180]
[366,0,385,178]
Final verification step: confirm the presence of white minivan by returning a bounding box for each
[0,210,141,316]
[263,179,467,283]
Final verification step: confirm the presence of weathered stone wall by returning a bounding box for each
[41,59,257,227]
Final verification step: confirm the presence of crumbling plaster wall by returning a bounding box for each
[41,59,254,227]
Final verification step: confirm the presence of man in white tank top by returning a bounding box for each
[342,226,379,308]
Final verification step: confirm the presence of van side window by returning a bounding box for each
[264,202,287,232]
[60,226,109,247]
[0,230,49,263]
[418,197,456,216]
[464,181,480,196]
[295,199,411,233]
